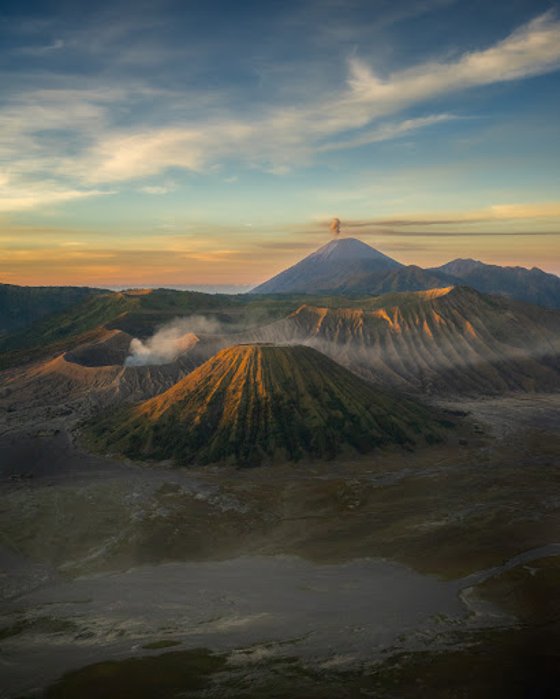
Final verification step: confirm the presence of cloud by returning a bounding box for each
[17,38,65,55]
[488,203,560,220]
[1,11,559,204]
[0,174,113,212]
[347,11,560,105]
[320,114,458,151]
[184,249,238,262]
[341,202,560,229]
[75,12,560,183]
[140,182,177,195]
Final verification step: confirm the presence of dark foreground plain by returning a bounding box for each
[1,394,559,697]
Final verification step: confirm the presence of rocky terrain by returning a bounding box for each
[1,255,560,697]
[250,286,560,394]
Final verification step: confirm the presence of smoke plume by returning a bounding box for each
[330,217,341,236]
[125,315,224,366]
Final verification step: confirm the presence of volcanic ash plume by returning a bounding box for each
[330,217,341,236]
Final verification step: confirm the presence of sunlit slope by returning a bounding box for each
[250,287,560,394]
[90,344,443,466]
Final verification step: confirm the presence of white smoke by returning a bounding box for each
[125,316,224,366]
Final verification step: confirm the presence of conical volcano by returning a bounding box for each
[89,344,444,466]
[250,237,403,294]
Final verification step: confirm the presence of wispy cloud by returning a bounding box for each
[72,12,560,183]
[140,182,177,195]
[338,201,560,229]
[347,12,560,106]
[319,114,458,151]
[0,174,113,213]
[1,11,560,209]
[16,38,65,55]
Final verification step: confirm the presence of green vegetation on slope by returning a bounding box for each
[0,282,104,336]
[89,344,444,466]
[0,289,238,368]
[0,292,134,369]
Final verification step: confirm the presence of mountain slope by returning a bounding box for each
[0,288,244,370]
[433,259,560,309]
[0,283,319,370]
[89,344,443,466]
[0,283,105,335]
[0,329,210,429]
[250,238,403,294]
[336,264,456,295]
[249,287,560,395]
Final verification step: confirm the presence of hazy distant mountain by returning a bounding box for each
[250,238,403,294]
[89,343,443,466]
[336,264,455,295]
[432,259,560,309]
[251,239,560,309]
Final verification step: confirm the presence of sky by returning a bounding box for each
[1,0,560,288]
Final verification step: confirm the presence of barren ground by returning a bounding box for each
[1,392,559,697]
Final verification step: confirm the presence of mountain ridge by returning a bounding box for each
[248,286,560,395]
[432,258,560,308]
[250,238,560,308]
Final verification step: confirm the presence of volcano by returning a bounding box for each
[250,237,403,294]
[89,343,443,466]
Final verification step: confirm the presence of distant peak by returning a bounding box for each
[313,237,400,263]
[319,237,370,250]
[249,235,403,294]
[325,236,361,244]
[440,258,483,269]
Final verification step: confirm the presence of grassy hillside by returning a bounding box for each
[0,283,104,336]
[0,289,239,369]
[0,292,135,369]
[88,344,445,466]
